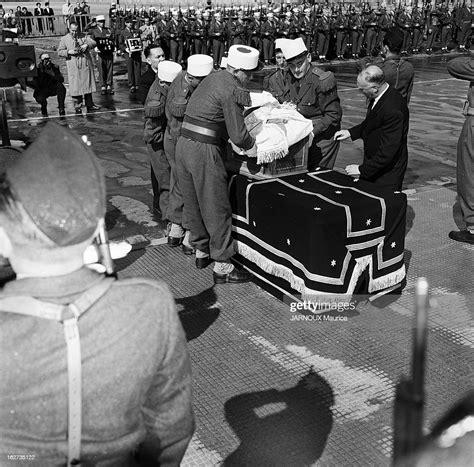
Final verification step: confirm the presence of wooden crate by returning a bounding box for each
[224,135,309,179]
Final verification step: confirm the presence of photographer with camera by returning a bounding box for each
[31,53,66,117]
[57,21,100,114]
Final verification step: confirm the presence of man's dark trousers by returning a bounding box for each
[175,137,234,261]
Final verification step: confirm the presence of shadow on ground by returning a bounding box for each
[223,368,334,466]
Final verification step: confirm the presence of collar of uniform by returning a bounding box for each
[1,267,106,300]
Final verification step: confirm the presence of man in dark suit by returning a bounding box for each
[334,65,409,191]
[136,45,165,105]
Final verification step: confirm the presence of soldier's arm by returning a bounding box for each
[313,71,343,135]
[447,57,474,81]
[223,92,255,150]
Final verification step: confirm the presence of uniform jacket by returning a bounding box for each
[165,72,197,141]
[144,77,168,145]
[349,85,409,190]
[118,27,141,57]
[89,25,115,56]
[0,267,193,466]
[184,70,254,150]
[281,66,342,140]
[57,32,96,96]
[447,56,474,111]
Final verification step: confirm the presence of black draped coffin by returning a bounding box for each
[229,169,407,298]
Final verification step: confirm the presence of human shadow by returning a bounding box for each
[176,287,220,341]
[452,197,465,230]
[223,368,334,466]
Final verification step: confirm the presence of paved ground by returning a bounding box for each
[2,52,473,465]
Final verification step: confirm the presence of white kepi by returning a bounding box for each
[227,45,261,70]
[187,54,214,77]
[278,37,308,61]
[158,61,182,83]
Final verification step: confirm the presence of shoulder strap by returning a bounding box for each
[311,67,337,92]
[0,277,115,467]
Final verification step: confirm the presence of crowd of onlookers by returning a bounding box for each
[0,1,90,36]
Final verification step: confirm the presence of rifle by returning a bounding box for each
[393,277,429,464]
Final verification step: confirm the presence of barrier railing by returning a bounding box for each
[13,14,95,38]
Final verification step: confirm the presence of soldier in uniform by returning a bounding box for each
[261,11,277,65]
[438,1,452,53]
[315,9,331,62]
[411,5,425,54]
[278,10,297,40]
[208,11,227,69]
[165,10,185,64]
[143,61,182,220]
[229,9,248,46]
[174,45,259,283]
[358,28,415,104]
[118,17,141,93]
[447,56,474,244]
[456,2,472,52]
[165,54,213,250]
[348,7,363,59]
[396,5,413,55]
[248,10,262,54]
[425,8,440,54]
[139,16,155,49]
[0,122,193,465]
[334,6,348,60]
[191,10,208,55]
[363,7,378,56]
[298,8,314,55]
[376,7,391,51]
[155,11,169,57]
[89,15,115,95]
[277,38,342,170]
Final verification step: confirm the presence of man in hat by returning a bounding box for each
[0,123,193,465]
[334,65,409,191]
[137,44,165,105]
[357,27,415,104]
[165,54,214,250]
[447,56,474,244]
[89,15,115,95]
[118,17,142,93]
[275,37,342,170]
[58,21,100,114]
[30,52,66,117]
[175,45,258,283]
[165,10,185,64]
[144,60,182,220]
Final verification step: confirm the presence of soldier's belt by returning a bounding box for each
[181,117,225,146]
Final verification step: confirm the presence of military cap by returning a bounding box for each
[6,122,105,246]
[279,37,308,62]
[384,27,404,50]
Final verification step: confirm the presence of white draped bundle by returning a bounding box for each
[232,92,313,165]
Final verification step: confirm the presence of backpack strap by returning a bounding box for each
[0,277,115,466]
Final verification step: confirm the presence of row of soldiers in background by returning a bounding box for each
[106,1,473,64]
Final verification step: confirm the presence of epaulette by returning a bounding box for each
[144,103,165,118]
[312,67,337,92]
[233,86,251,106]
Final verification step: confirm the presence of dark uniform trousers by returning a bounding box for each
[126,51,142,88]
[163,129,186,227]
[212,39,225,67]
[147,141,170,215]
[98,53,113,88]
[457,115,474,229]
[262,37,274,63]
[175,137,234,262]
[170,39,184,63]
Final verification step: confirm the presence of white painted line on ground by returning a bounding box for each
[8,107,143,122]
